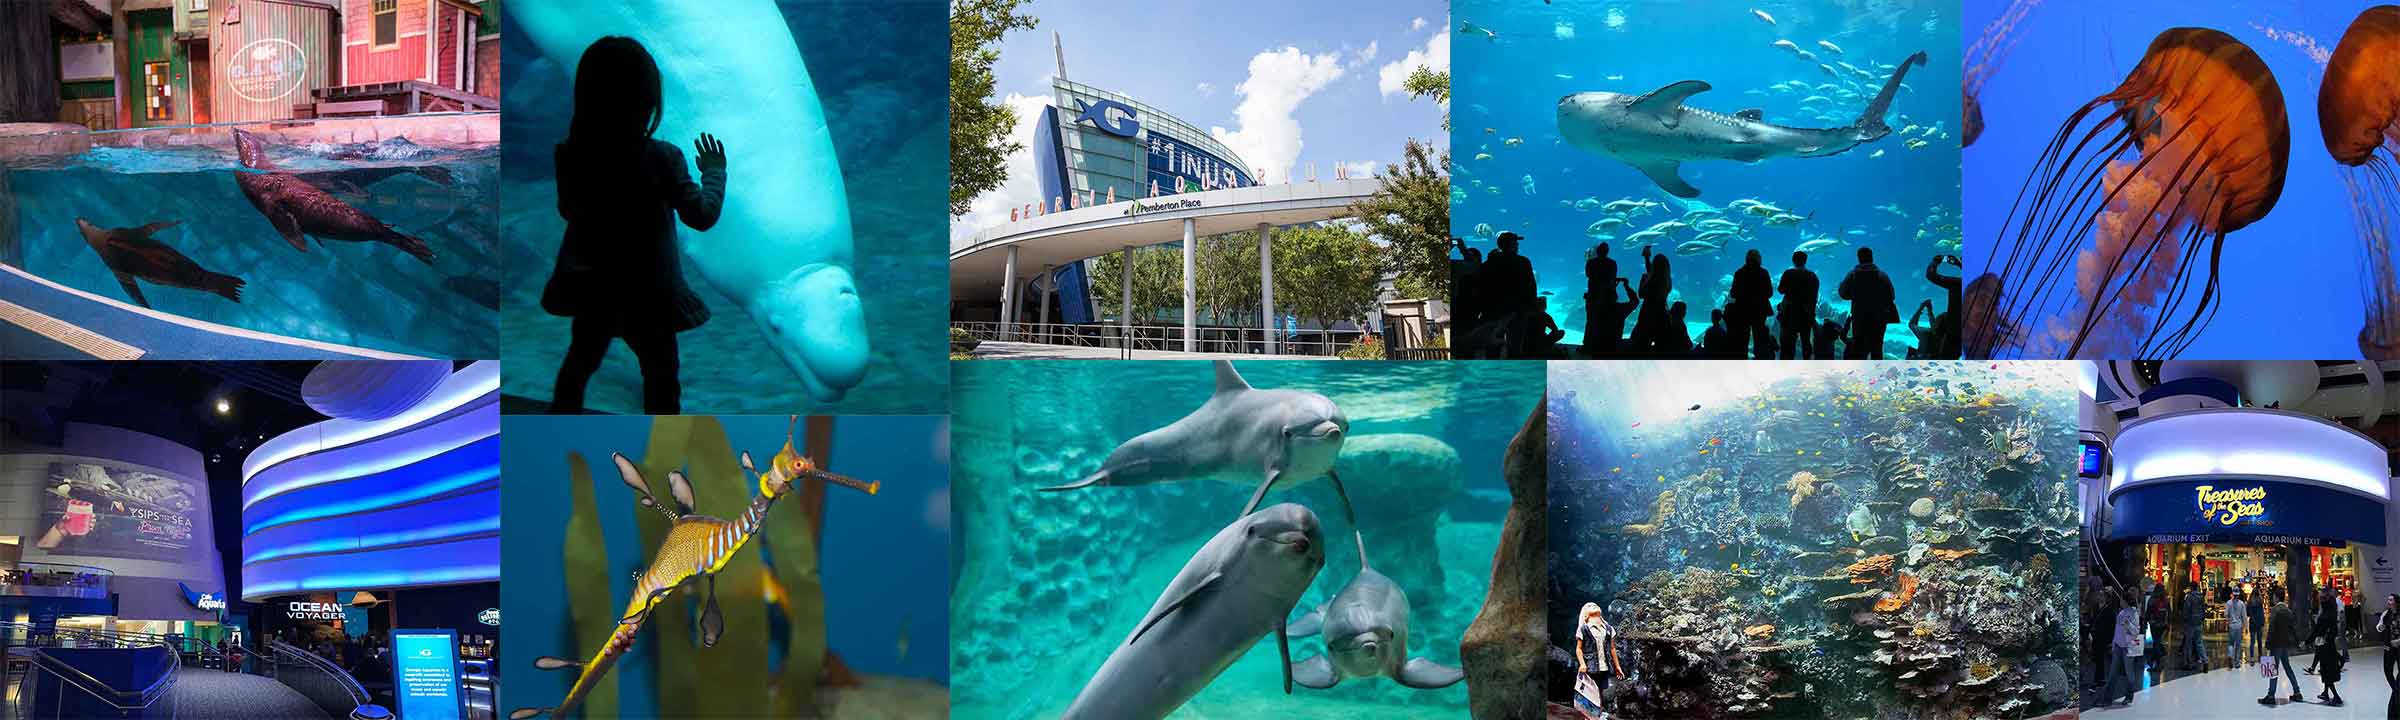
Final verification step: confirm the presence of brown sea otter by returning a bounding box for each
[230,129,436,264]
[74,218,244,308]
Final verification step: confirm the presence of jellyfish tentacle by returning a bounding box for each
[2061,131,2219,356]
[2006,109,2200,356]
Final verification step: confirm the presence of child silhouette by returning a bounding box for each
[541,36,729,415]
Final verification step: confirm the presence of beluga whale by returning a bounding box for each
[1039,360,1367,567]
[1060,503,1326,719]
[1558,50,1929,197]
[507,0,870,401]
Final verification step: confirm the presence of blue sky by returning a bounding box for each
[952,0,1449,238]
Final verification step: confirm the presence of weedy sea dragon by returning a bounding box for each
[511,419,878,719]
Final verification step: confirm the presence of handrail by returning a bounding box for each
[264,637,371,713]
[950,320,1382,357]
[16,635,179,718]
[0,564,114,600]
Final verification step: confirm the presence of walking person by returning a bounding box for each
[2382,594,2400,719]
[2106,588,2143,706]
[2182,583,2206,671]
[2264,593,2303,705]
[2249,586,2267,664]
[2313,587,2348,706]
[2227,591,2249,669]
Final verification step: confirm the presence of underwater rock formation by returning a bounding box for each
[1336,433,1464,611]
[1462,398,1545,720]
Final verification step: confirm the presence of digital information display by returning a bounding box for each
[391,629,463,720]
[39,461,199,561]
[2079,440,2106,478]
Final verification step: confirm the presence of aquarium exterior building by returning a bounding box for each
[1028,76,1257,325]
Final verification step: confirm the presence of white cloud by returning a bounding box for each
[1195,82,1215,97]
[951,92,1053,242]
[1339,160,1379,179]
[1353,41,1379,64]
[1378,30,1449,98]
[1410,17,1427,31]
[1208,46,1346,184]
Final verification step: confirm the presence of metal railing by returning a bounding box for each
[262,638,370,720]
[13,637,178,719]
[953,321,1384,357]
[0,564,112,600]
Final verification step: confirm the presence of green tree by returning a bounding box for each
[950,0,1038,216]
[1403,66,1450,131]
[1273,225,1385,332]
[1352,138,1450,300]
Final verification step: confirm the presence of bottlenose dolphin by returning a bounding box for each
[1061,503,1326,719]
[1559,51,1929,198]
[231,130,437,264]
[1287,565,1465,690]
[507,0,869,401]
[1039,360,1366,567]
[73,218,243,308]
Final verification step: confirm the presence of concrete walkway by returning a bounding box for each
[964,340,1340,360]
[2084,647,2394,719]
[171,668,331,720]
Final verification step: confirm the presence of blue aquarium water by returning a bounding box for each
[1962,0,2377,358]
[497,0,948,414]
[501,414,951,717]
[950,361,1542,719]
[2,120,498,357]
[1454,0,1963,357]
[1548,361,2079,718]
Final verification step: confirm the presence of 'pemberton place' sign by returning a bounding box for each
[1124,197,1203,217]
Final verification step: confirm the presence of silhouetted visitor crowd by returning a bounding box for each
[1449,234,1964,359]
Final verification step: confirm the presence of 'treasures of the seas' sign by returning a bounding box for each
[2194,485,2268,526]
[2112,478,2386,546]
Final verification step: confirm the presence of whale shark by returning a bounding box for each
[508,0,870,401]
[1559,51,1929,198]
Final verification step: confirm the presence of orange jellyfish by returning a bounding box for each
[2321,6,2400,358]
[1969,28,2290,358]
[1962,0,2046,148]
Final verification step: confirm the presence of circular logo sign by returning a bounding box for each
[226,39,307,103]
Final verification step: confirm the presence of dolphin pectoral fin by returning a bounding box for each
[1240,468,1279,518]
[1628,80,1710,127]
[1277,621,1298,694]
[1396,657,1467,689]
[1327,469,1369,570]
[753,264,870,402]
[112,272,150,308]
[1633,161,1700,198]
[1129,570,1220,645]
[1292,654,1338,689]
[1213,359,1252,394]
[699,575,723,648]
[1288,607,1325,637]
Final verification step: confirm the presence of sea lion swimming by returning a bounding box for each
[1040,360,1367,567]
[1287,565,1466,691]
[73,218,243,308]
[230,129,436,265]
[1061,503,1326,719]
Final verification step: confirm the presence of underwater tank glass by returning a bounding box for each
[2,119,499,358]
[1549,361,2079,718]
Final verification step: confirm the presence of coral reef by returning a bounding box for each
[1552,363,2080,719]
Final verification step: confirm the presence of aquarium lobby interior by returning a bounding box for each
[0,358,497,719]
[2080,360,2400,718]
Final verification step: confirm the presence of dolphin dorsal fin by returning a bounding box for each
[1736,108,1764,121]
[1628,80,1711,127]
[1213,360,1252,395]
